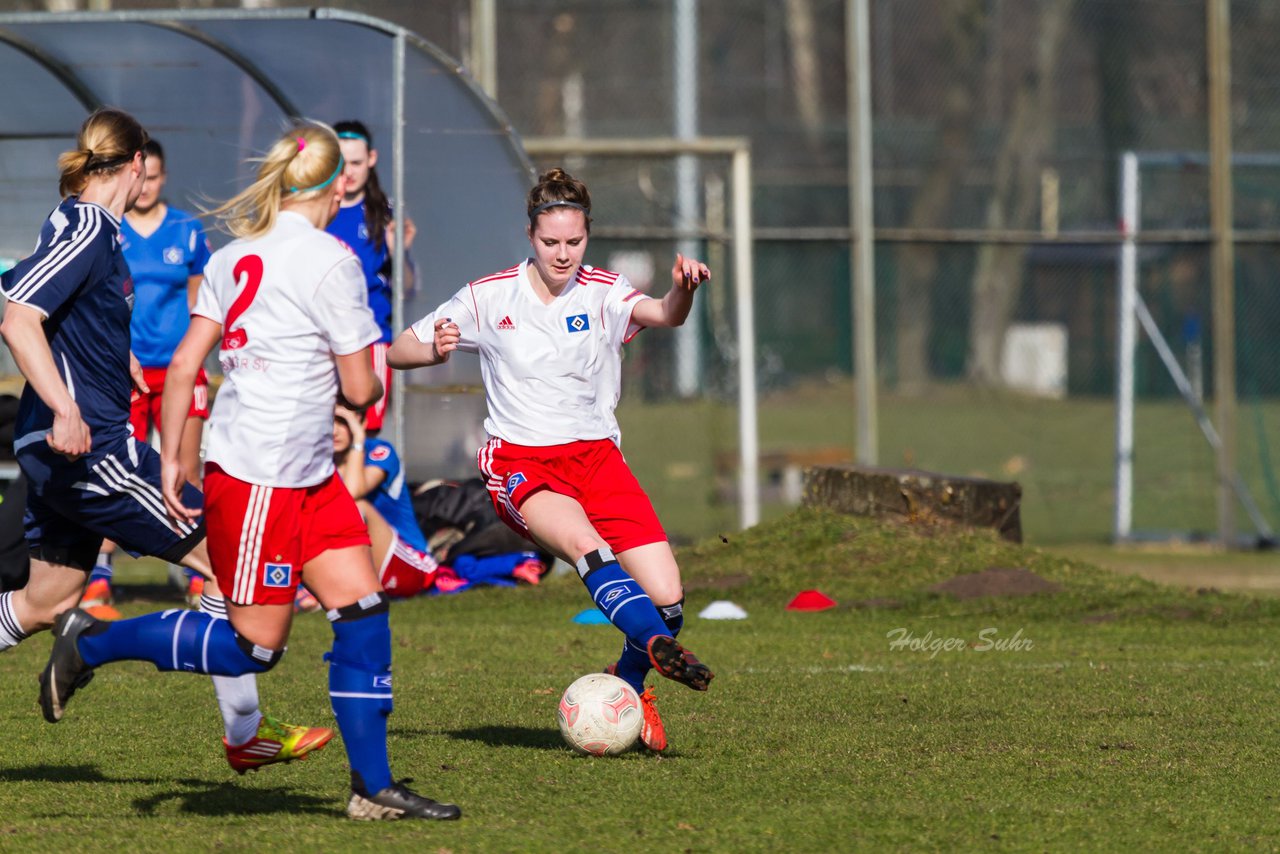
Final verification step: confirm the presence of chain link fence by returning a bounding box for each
[10,0,1280,545]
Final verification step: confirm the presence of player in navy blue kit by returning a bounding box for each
[0,110,208,649]
[326,120,415,435]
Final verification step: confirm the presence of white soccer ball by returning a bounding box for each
[557,673,643,756]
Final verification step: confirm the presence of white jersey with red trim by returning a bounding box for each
[410,259,652,447]
[195,210,381,487]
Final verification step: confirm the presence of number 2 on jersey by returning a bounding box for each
[222,255,263,350]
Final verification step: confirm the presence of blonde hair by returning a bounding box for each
[207,121,344,240]
[57,108,148,199]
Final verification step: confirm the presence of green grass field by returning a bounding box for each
[3,508,1280,851]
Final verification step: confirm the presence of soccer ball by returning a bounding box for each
[557,673,643,756]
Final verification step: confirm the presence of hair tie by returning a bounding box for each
[297,137,307,152]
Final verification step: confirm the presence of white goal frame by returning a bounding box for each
[1113,150,1275,543]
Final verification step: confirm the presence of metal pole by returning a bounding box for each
[391,30,407,458]
[1208,0,1236,545]
[469,0,497,98]
[848,0,877,464]
[1114,152,1139,542]
[674,0,702,397]
[733,147,760,528]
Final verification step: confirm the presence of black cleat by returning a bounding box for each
[347,779,462,821]
[647,635,714,691]
[39,608,99,723]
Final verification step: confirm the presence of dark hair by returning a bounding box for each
[334,119,391,253]
[527,168,592,232]
[142,139,165,163]
[58,108,148,198]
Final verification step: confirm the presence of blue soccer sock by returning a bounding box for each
[614,597,684,693]
[576,548,671,657]
[326,593,394,796]
[77,609,281,675]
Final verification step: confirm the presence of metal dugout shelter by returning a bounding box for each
[0,7,533,476]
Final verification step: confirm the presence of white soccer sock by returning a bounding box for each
[0,592,28,652]
[199,593,262,746]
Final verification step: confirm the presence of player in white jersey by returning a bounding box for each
[39,123,460,821]
[388,167,715,752]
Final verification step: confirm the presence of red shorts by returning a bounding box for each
[378,534,439,599]
[203,465,371,605]
[129,367,210,441]
[477,437,666,554]
[366,342,391,433]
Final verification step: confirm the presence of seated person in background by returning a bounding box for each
[326,405,438,603]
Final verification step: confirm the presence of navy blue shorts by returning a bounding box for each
[18,431,205,571]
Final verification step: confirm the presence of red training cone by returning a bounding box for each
[786,589,837,611]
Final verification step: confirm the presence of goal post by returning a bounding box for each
[1114,149,1276,545]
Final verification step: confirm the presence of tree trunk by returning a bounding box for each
[893,0,984,394]
[966,0,1074,386]
[784,0,824,156]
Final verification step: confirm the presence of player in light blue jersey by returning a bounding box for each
[326,120,415,435]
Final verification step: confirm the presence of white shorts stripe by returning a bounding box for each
[94,455,196,537]
[234,485,272,603]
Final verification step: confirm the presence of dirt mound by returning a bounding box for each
[928,566,1061,600]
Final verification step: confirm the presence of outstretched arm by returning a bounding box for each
[630,252,711,329]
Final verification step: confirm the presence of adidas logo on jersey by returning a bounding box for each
[497,315,516,331]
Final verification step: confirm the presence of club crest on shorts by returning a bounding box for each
[566,314,590,333]
[263,562,293,588]
[506,472,527,496]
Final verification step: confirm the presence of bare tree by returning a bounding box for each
[784,0,824,154]
[966,0,1074,386]
[893,0,985,394]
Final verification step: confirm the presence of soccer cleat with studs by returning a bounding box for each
[39,608,100,723]
[638,686,667,752]
[347,778,462,821]
[647,635,714,691]
[224,714,335,774]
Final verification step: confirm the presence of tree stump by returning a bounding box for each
[802,465,1023,543]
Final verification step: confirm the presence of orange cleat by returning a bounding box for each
[185,575,205,608]
[80,579,121,621]
[638,686,667,752]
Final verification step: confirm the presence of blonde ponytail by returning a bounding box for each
[207,121,344,240]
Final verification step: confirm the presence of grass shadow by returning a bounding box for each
[0,764,163,785]
[443,725,564,750]
[133,778,335,817]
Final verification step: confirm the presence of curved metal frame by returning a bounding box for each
[0,26,100,112]
[142,20,302,121]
